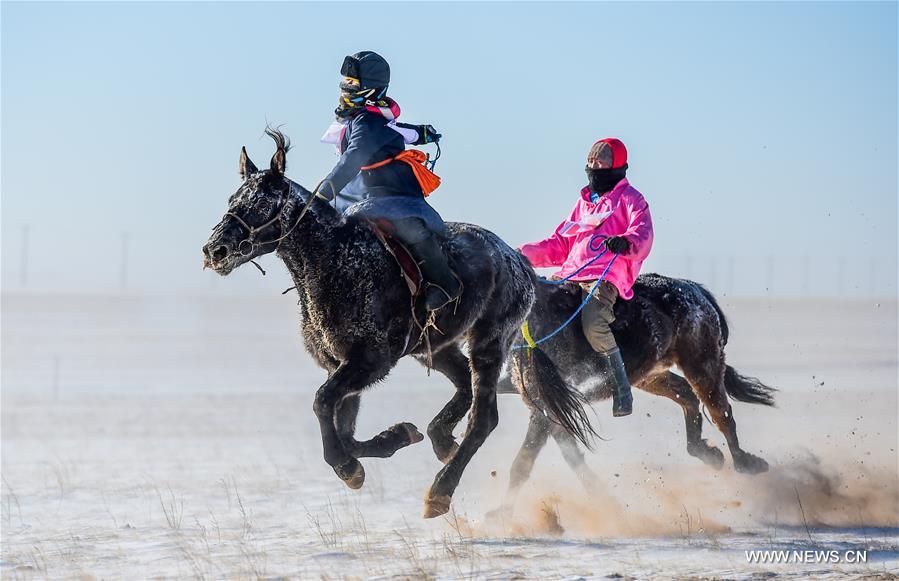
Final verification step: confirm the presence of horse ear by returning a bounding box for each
[240,146,258,179]
[270,148,286,176]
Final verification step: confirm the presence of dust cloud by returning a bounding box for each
[468,454,897,538]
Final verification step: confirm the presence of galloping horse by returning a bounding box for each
[496,274,775,510]
[203,129,594,518]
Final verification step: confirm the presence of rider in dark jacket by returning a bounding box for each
[316,51,460,311]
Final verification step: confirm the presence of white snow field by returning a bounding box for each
[2,292,897,579]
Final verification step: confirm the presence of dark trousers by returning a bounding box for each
[374,217,431,246]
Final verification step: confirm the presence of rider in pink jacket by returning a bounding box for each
[519,138,653,417]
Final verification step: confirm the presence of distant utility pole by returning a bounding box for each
[766,256,774,294]
[708,256,717,291]
[119,232,130,291]
[20,225,30,287]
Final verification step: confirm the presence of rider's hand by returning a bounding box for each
[413,125,441,145]
[604,236,630,254]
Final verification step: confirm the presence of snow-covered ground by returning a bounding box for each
[2,292,897,579]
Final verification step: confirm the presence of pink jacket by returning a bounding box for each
[518,179,653,300]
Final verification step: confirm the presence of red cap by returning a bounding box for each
[587,138,628,169]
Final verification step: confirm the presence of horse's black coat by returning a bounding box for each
[203,129,592,518]
[499,273,776,508]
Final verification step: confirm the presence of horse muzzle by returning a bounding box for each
[202,241,239,275]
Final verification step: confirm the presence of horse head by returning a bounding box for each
[203,128,300,275]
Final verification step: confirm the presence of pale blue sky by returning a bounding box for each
[2,1,896,296]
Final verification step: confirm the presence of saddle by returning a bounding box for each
[367,221,423,296]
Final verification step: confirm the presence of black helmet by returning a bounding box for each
[340,51,390,90]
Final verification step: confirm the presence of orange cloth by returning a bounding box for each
[361,149,441,196]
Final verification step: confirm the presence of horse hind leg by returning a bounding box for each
[423,328,506,518]
[414,345,473,464]
[335,394,424,459]
[637,371,725,469]
[678,357,769,474]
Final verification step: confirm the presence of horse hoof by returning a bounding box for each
[734,453,769,474]
[688,440,725,470]
[398,422,425,445]
[336,459,366,489]
[423,495,452,519]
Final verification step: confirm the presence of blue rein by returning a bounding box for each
[512,246,620,351]
[539,233,609,285]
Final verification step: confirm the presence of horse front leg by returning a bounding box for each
[335,394,424,459]
[313,357,391,489]
[487,411,552,520]
[551,424,603,494]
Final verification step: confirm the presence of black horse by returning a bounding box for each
[496,274,776,509]
[202,129,594,518]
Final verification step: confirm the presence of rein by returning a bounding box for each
[512,252,620,351]
[541,234,609,285]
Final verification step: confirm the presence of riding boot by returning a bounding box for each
[408,237,462,311]
[580,281,633,417]
[604,348,633,417]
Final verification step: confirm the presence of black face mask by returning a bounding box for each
[335,103,359,120]
[587,165,628,195]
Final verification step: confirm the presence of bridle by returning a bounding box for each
[224,181,314,257]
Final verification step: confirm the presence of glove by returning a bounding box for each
[416,125,443,145]
[604,236,630,254]
[314,180,337,202]
[409,124,441,145]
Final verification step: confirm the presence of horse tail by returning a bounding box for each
[696,283,730,345]
[724,365,777,406]
[692,282,774,406]
[516,348,597,449]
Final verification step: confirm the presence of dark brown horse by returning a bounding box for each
[495,274,775,509]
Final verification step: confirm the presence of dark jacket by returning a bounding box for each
[323,111,423,200]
